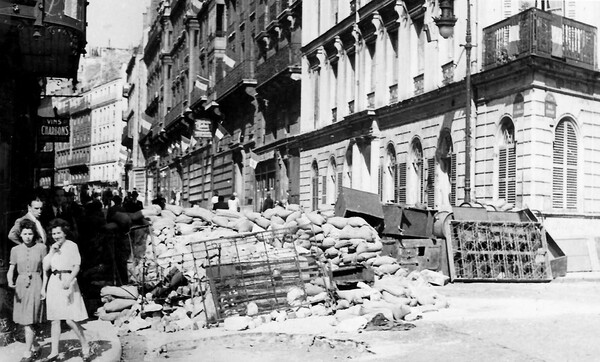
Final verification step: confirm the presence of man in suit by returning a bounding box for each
[8,196,46,244]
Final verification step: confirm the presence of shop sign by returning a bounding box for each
[193,119,212,139]
[38,117,70,143]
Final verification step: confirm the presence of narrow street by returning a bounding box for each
[120,279,600,362]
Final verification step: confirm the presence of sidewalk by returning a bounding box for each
[553,271,600,282]
[0,320,120,362]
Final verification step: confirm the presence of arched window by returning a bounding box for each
[380,143,397,203]
[498,117,516,205]
[324,157,338,206]
[407,138,424,205]
[553,118,578,210]
[311,160,319,211]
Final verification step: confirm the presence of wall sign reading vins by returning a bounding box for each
[38,117,70,143]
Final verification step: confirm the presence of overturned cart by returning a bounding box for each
[142,227,333,323]
[381,203,567,282]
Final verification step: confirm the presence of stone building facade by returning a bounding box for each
[299,0,600,271]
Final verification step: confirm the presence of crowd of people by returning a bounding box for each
[5,185,144,361]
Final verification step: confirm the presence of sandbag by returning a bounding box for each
[141,207,160,217]
[347,216,368,227]
[233,218,254,233]
[212,215,230,228]
[286,210,302,222]
[160,209,177,220]
[101,285,140,300]
[183,207,214,222]
[174,214,193,224]
[255,216,271,229]
[244,211,262,222]
[270,215,285,225]
[96,307,121,322]
[165,204,183,216]
[262,207,277,220]
[103,298,138,313]
[306,212,326,226]
[273,206,293,219]
[326,216,348,229]
[177,223,196,235]
[215,209,242,219]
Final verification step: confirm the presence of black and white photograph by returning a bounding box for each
[1,1,600,361]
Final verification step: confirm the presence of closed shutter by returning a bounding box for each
[552,122,564,209]
[322,175,327,204]
[337,171,343,197]
[378,164,383,201]
[499,146,516,205]
[553,121,577,210]
[419,159,425,204]
[450,153,457,206]
[427,157,436,208]
[312,175,319,211]
[397,162,406,204]
[566,122,578,209]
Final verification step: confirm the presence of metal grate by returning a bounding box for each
[449,220,553,281]
[146,227,332,322]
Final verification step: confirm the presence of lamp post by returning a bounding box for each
[435,0,472,204]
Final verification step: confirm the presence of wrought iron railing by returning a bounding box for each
[482,8,596,71]
[255,43,301,84]
[214,60,255,99]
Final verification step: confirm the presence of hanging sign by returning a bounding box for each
[38,117,70,143]
[193,119,212,139]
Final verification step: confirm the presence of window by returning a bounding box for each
[313,67,320,127]
[552,119,578,210]
[324,157,337,206]
[498,118,516,205]
[381,144,397,203]
[311,160,319,211]
[408,139,424,205]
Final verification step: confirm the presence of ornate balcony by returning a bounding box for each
[0,0,87,81]
[214,59,255,102]
[482,8,596,71]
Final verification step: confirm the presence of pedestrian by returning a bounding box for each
[262,193,274,212]
[42,218,91,361]
[213,195,229,210]
[8,195,47,245]
[211,191,219,209]
[6,219,47,361]
[228,192,240,211]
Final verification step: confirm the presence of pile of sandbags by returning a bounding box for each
[332,268,449,329]
[96,285,140,324]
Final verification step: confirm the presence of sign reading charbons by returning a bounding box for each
[38,117,70,143]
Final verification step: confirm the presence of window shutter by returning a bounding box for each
[397,162,407,204]
[499,147,508,201]
[427,157,436,208]
[337,171,343,197]
[378,164,383,201]
[552,122,565,209]
[419,159,425,204]
[450,153,457,206]
[566,122,578,209]
[312,175,319,211]
[507,146,516,205]
[322,175,327,204]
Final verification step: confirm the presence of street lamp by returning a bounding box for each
[435,0,472,203]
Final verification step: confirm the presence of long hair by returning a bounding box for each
[18,219,40,242]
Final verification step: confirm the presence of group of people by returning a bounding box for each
[5,186,143,361]
[211,191,241,211]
